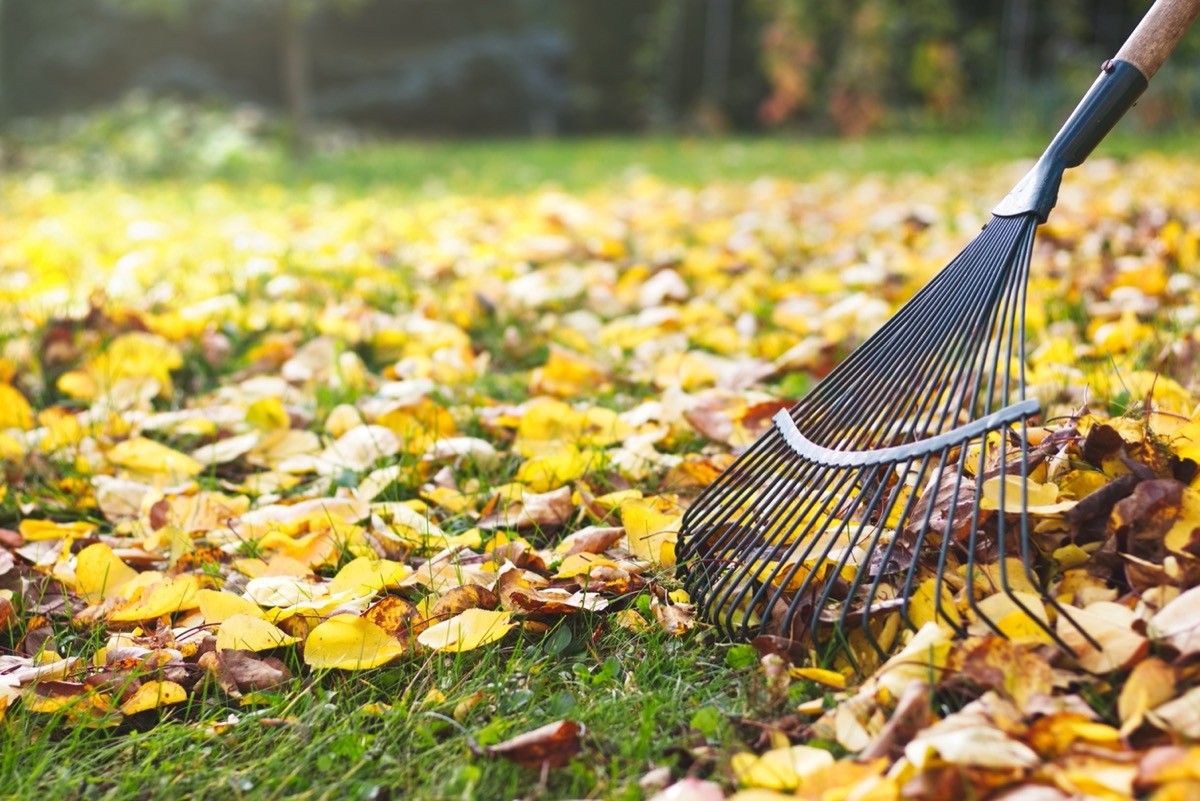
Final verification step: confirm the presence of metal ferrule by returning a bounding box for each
[993,59,1148,221]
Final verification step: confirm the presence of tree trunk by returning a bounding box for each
[0,0,7,127]
[281,0,311,147]
[1000,0,1030,121]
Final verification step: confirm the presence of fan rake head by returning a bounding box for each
[676,212,1098,670]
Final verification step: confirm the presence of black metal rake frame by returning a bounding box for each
[676,60,1151,669]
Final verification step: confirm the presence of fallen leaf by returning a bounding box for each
[1056,601,1147,673]
[75,543,139,603]
[196,588,265,623]
[215,614,298,652]
[417,608,514,652]
[328,556,412,596]
[650,598,695,636]
[648,778,726,801]
[980,475,1075,514]
[622,496,681,567]
[107,437,202,479]
[731,744,834,790]
[905,721,1039,770]
[109,575,200,621]
[1146,685,1200,739]
[118,680,187,715]
[960,636,1053,710]
[486,719,583,769]
[210,649,291,696]
[1148,584,1200,655]
[430,585,500,620]
[363,595,421,639]
[478,486,575,530]
[303,614,404,670]
[1118,657,1176,735]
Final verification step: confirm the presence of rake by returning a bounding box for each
[677,0,1200,670]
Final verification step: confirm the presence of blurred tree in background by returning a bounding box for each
[756,0,1200,135]
[0,0,1197,137]
[101,0,368,140]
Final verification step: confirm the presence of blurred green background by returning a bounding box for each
[1,0,1198,180]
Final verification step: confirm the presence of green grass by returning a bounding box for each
[2,129,1188,800]
[2,623,788,800]
[195,130,1198,194]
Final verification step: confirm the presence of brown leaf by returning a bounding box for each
[1111,478,1183,561]
[1082,424,1125,466]
[860,680,932,761]
[908,468,978,543]
[486,719,583,769]
[1065,473,1139,541]
[987,786,1071,801]
[0,528,23,549]
[496,566,545,611]
[485,541,548,574]
[960,637,1054,711]
[430,585,499,621]
[558,526,624,556]
[651,598,694,636]
[217,649,291,693]
[363,595,421,639]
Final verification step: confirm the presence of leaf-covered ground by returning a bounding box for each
[3,144,1200,800]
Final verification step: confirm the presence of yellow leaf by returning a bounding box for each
[528,348,607,397]
[107,437,202,479]
[909,577,961,629]
[216,614,299,652]
[75,543,139,603]
[110,575,200,621]
[329,556,413,596]
[197,589,264,623]
[731,745,834,790]
[1118,658,1175,735]
[787,667,846,690]
[553,552,617,579]
[84,332,183,398]
[621,496,680,567]
[417,608,514,652]
[304,614,404,670]
[119,680,187,715]
[0,431,24,461]
[0,384,34,430]
[246,397,290,431]
[979,475,1074,514]
[19,518,97,541]
[516,445,595,492]
[973,592,1054,645]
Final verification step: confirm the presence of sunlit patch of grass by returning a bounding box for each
[1,625,770,801]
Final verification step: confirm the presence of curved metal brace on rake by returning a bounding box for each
[773,399,1041,468]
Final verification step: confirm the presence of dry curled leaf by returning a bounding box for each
[486,719,583,769]
[650,598,694,636]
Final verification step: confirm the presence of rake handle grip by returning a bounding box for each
[1116,0,1200,80]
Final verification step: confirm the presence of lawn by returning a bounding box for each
[2,134,1200,801]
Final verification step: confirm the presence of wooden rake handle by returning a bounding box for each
[1116,0,1200,79]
